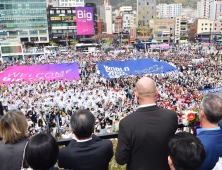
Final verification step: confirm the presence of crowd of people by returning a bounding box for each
[0,44,221,169]
[0,48,221,138]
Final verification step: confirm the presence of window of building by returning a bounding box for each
[67,10,71,14]
[147,2,149,5]
[56,10,60,14]
[215,28,217,30]
[30,37,39,42]
[201,28,203,30]
[72,10,76,13]
[50,10,54,14]
[61,10,65,14]
[205,28,207,30]
[40,37,47,41]
[20,38,29,42]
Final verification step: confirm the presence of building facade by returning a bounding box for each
[47,6,97,44]
[97,0,112,34]
[115,16,123,33]
[119,6,136,33]
[153,19,175,43]
[213,20,222,32]
[137,0,156,26]
[156,3,182,19]
[209,0,222,21]
[175,16,188,43]
[197,0,210,18]
[188,19,198,41]
[0,0,49,44]
[196,18,213,34]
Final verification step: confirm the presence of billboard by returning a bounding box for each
[51,17,61,20]
[1,46,22,54]
[76,7,94,35]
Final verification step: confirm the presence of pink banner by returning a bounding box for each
[0,63,80,85]
[76,7,94,35]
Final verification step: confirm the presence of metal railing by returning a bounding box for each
[57,122,184,146]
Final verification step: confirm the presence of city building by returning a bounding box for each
[196,18,213,34]
[197,0,210,18]
[188,19,198,42]
[47,5,97,44]
[156,3,182,19]
[137,0,156,26]
[119,6,137,33]
[153,19,175,43]
[189,18,219,42]
[209,0,222,21]
[97,0,113,34]
[175,16,188,43]
[115,16,123,33]
[213,20,222,32]
[0,0,49,44]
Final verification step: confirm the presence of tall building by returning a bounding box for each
[47,5,97,44]
[197,0,210,18]
[115,16,123,33]
[156,3,182,19]
[97,0,113,34]
[209,0,222,21]
[0,0,49,44]
[197,1,202,18]
[175,16,188,43]
[119,6,137,33]
[137,0,156,26]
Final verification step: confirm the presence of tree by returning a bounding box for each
[104,38,111,43]
[50,41,57,46]
[70,41,78,46]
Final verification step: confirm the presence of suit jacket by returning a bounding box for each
[197,127,222,170]
[58,134,113,170]
[115,105,178,170]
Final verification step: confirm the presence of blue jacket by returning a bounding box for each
[197,126,222,170]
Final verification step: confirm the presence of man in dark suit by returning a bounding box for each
[115,77,178,170]
[58,109,113,170]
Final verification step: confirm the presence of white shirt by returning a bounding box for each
[138,103,156,109]
[72,137,93,142]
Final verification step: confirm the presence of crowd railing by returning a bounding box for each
[57,122,184,146]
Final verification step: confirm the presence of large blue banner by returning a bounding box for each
[199,86,222,94]
[98,58,178,79]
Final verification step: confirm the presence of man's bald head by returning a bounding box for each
[136,77,156,99]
